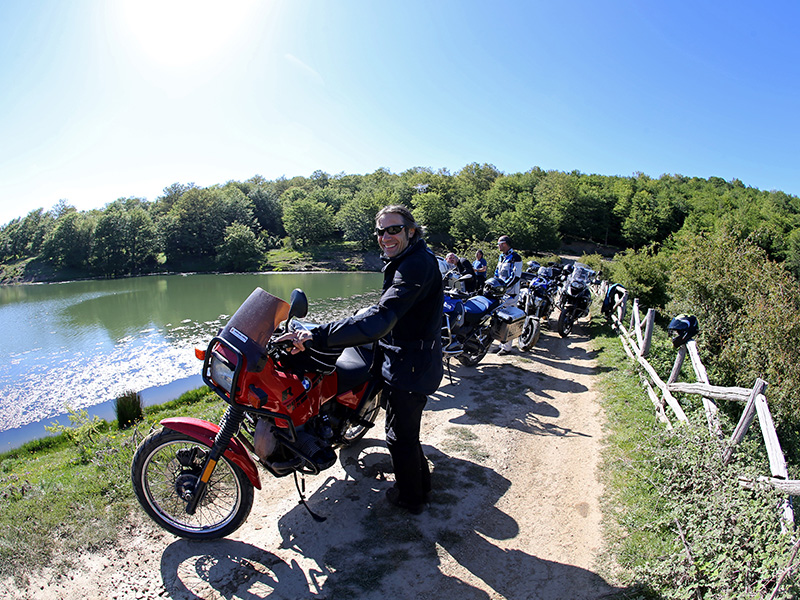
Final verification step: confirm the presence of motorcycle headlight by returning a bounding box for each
[209,355,235,393]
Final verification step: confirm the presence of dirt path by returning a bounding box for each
[12,324,620,600]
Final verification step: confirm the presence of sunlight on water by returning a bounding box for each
[0,273,382,433]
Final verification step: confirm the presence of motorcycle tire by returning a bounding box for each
[341,392,382,445]
[557,309,574,338]
[131,428,254,540]
[517,317,540,351]
[457,342,489,367]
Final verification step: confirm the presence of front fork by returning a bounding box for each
[161,406,261,515]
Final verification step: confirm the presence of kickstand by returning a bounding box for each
[445,357,457,385]
[294,471,326,522]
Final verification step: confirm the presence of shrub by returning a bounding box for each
[114,390,143,429]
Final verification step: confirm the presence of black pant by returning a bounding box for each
[383,387,431,504]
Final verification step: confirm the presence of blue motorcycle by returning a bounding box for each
[442,277,526,367]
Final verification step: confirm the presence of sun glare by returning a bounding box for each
[120,0,261,68]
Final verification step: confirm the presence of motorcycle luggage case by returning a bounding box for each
[490,306,526,342]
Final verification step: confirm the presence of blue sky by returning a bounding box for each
[1,0,798,226]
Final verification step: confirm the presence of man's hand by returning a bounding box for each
[274,330,313,354]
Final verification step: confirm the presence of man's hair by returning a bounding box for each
[375,205,423,240]
[498,235,511,245]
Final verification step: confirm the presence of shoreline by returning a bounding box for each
[1,374,204,453]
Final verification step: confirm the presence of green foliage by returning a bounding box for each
[41,210,94,269]
[161,187,227,260]
[44,406,107,465]
[412,191,450,242]
[337,190,394,248]
[607,244,670,309]
[114,390,144,429]
[499,193,561,252]
[216,221,265,271]
[666,229,800,432]
[0,386,222,585]
[593,324,799,599]
[282,197,335,247]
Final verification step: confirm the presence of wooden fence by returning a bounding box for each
[603,284,798,528]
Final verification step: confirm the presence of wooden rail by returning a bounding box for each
[605,287,797,527]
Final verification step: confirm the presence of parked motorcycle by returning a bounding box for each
[131,287,383,540]
[441,276,527,367]
[516,265,558,350]
[555,263,595,337]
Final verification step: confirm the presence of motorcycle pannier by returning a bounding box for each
[490,306,526,343]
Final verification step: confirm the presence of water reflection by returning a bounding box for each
[0,272,382,434]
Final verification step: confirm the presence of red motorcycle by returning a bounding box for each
[131,287,383,539]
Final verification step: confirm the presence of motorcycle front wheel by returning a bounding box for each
[517,317,540,350]
[557,309,575,338]
[131,428,254,540]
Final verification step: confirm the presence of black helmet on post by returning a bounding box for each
[667,314,699,347]
[483,276,507,299]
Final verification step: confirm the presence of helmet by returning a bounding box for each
[667,314,699,347]
[483,276,507,298]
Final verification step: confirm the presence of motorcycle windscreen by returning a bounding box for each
[220,287,290,372]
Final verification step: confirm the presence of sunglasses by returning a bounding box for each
[375,224,406,236]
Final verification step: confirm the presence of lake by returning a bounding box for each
[0,272,382,451]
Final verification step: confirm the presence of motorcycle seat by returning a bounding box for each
[334,344,374,395]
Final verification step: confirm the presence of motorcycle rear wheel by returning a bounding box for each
[131,428,254,540]
[341,392,382,445]
[557,309,574,338]
[517,317,540,350]
[457,337,490,366]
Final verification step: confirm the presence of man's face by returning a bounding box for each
[497,239,509,254]
[376,213,413,258]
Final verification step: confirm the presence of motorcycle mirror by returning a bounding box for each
[288,288,308,320]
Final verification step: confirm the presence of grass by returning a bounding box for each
[588,315,800,599]
[0,386,225,586]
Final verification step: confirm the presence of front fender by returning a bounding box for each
[160,417,262,489]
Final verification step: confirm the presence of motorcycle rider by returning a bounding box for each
[493,235,523,355]
[282,205,443,514]
[445,252,477,293]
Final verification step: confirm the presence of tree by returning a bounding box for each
[283,198,335,246]
[498,193,560,253]
[217,222,265,271]
[667,229,800,430]
[248,186,283,236]
[411,191,450,243]
[336,190,392,248]
[42,211,94,269]
[162,188,226,260]
[450,196,492,242]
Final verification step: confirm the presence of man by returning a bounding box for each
[445,252,477,293]
[472,249,488,289]
[493,235,523,355]
[283,205,443,514]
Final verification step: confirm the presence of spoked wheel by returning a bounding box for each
[557,309,575,338]
[341,392,382,445]
[131,428,254,540]
[517,316,540,350]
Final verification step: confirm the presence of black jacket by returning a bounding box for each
[312,238,444,395]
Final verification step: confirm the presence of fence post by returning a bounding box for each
[640,308,655,358]
[668,346,687,384]
[686,341,722,438]
[723,378,768,464]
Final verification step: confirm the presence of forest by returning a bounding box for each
[2,163,800,435]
